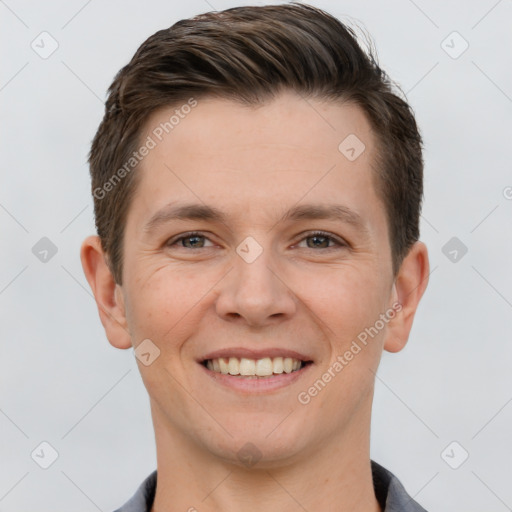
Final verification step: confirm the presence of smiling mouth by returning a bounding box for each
[202,356,312,378]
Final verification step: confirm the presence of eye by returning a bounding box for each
[166,230,347,251]
[166,232,215,249]
[295,231,346,250]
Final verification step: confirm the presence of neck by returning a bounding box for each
[149,404,382,512]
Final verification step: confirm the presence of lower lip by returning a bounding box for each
[199,362,314,393]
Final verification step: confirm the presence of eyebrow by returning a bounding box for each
[143,202,370,237]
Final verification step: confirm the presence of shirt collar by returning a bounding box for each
[114,460,427,512]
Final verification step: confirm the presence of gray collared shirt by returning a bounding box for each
[114,460,428,511]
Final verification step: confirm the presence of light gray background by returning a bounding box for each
[1,0,511,510]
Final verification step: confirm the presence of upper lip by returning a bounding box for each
[199,347,313,363]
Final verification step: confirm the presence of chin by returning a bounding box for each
[200,420,313,469]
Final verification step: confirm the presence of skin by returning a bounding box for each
[81,89,429,512]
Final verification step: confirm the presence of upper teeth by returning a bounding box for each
[206,357,303,376]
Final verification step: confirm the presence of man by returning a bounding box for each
[81,3,430,511]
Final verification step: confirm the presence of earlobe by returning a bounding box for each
[384,241,430,353]
[80,235,132,349]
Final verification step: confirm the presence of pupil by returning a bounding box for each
[309,235,327,248]
[187,236,202,248]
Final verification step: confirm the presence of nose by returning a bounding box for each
[214,240,297,327]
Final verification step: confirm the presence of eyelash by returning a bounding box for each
[166,231,347,251]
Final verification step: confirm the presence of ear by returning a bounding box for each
[80,235,132,349]
[384,241,429,353]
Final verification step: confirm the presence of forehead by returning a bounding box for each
[128,90,386,236]
[142,91,374,168]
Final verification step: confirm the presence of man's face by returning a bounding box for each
[117,90,400,465]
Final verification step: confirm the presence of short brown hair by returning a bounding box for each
[89,2,424,284]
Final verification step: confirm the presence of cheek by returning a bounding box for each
[124,265,213,343]
[305,269,387,407]
[297,263,386,344]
